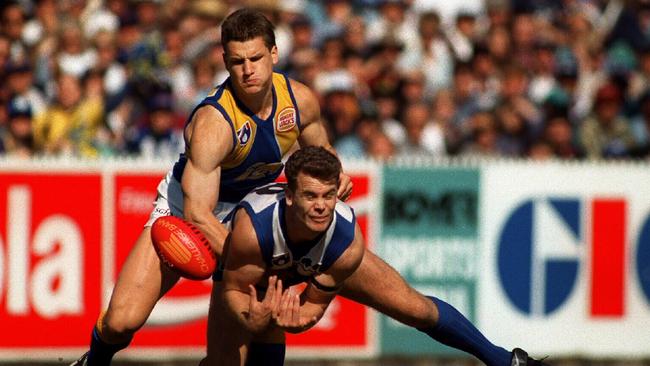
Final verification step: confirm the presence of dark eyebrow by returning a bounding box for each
[227,51,265,62]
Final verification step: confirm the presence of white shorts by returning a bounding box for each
[145,170,237,227]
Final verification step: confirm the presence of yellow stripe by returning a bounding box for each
[160,234,192,264]
[273,74,300,156]
[220,73,299,169]
[159,240,181,264]
[169,234,192,263]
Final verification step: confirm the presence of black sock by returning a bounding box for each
[245,342,286,366]
[87,327,131,366]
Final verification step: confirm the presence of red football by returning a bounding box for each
[151,215,217,280]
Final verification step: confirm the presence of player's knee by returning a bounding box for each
[102,306,147,339]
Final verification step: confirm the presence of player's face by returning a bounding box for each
[286,172,338,234]
[223,37,278,96]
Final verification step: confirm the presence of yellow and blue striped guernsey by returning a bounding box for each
[173,73,301,203]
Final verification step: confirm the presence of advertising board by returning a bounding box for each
[378,166,480,356]
[0,162,377,360]
[479,162,650,357]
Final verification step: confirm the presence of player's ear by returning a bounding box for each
[271,45,279,65]
[284,186,294,206]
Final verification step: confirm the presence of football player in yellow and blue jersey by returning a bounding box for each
[171,71,304,203]
[73,8,549,366]
[72,7,351,366]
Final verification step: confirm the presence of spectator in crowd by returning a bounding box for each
[33,72,104,157]
[449,61,481,140]
[0,34,10,71]
[630,89,650,158]
[579,82,636,159]
[485,25,511,69]
[460,110,500,158]
[412,0,485,26]
[310,0,353,47]
[4,59,46,116]
[176,0,226,65]
[92,30,127,110]
[445,11,479,62]
[509,11,537,70]
[2,1,28,61]
[430,88,459,154]
[485,0,510,30]
[529,41,559,105]
[366,129,395,161]
[494,103,531,157]
[57,19,96,78]
[319,75,363,156]
[373,88,406,148]
[21,0,58,49]
[125,90,183,160]
[543,115,582,159]
[288,47,319,87]
[283,14,316,76]
[406,11,453,96]
[1,96,35,158]
[527,139,554,160]
[341,15,367,56]
[366,0,419,68]
[188,54,219,109]
[470,43,500,111]
[396,101,446,157]
[397,70,428,108]
[629,46,650,101]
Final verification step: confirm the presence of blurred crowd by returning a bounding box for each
[1,0,650,161]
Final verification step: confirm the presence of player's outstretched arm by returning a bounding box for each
[291,79,352,201]
[222,209,272,333]
[273,223,365,334]
[181,106,233,256]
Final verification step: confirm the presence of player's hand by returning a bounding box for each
[247,275,282,333]
[272,287,317,333]
[338,172,352,201]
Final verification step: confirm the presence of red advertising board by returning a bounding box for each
[0,172,103,347]
[0,166,373,358]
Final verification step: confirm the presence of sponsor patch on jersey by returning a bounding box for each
[276,107,296,132]
[236,120,252,146]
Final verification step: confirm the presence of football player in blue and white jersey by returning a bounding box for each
[203,146,364,365]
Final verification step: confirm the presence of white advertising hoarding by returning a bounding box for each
[479,162,650,358]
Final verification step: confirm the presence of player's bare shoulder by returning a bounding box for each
[288,78,321,129]
[184,106,231,145]
[184,105,234,163]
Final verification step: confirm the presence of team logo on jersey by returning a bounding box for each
[276,107,296,132]
[236,121,252,146]
[272,253,291,269]
[297,257,321,276]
